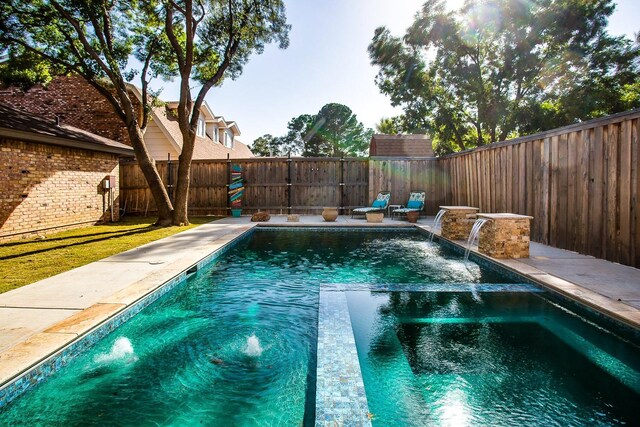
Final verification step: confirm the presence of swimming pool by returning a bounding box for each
[1,229,638,425]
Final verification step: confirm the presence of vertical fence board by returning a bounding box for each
[589,126,605,258]
[566,131,577,251]
[549,136,559,247]
[619,121,632,265]
[578,130,591,252]
[605,125,619,260]
[633,118,640,267]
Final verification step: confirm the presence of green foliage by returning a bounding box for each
[251,134,284,157]
[193,0,290,85]
[375,117,403,134]
[308,103,373,157]
[369,0,640,155]
[0,0,163,114]
[254,103,373,158]
[0,48,66,89]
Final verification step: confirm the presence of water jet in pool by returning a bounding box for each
[244,334,263,357]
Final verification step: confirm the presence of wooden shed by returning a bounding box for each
[369,134,434,158]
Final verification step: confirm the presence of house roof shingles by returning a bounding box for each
[152,106,253,159]
[369,134,434,158]
[0,102,134,156]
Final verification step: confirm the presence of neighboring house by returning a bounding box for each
[369,134,434,158]
[0,103,134,241]
[129,88,254,160]
[0,75,254,160]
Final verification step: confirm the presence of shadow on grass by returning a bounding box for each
[0,226,158,248]
[0,227,159,261]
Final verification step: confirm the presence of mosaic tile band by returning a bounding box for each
[316,291,372,427]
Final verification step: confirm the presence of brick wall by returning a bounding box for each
[0,138,121,241]
[0,76,137,145]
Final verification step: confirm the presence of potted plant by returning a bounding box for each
[229,164,244,217]
[406,211,420,223]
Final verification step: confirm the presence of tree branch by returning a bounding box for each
[164,4,185,69]
[140,38,160,130]
[192,0,255,123]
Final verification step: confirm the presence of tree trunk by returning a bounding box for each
[126,124,174,225]
[475,122,484,147]
[172,131,196,225]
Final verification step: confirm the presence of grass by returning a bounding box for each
[0,216,219,294]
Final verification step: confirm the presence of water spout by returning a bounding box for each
[464,218,490,262]
[94,337,137,364]
[244,334,263,357]
[429,209,447,242]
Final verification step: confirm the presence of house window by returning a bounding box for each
[214,127,219,143]
[197,118,205,137]
[224,130,233,148]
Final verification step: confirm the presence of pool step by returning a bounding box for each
[321,283,542,293]
[316,291,372,426]
[398,316,540,324]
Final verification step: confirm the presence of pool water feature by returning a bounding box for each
[465,217,490,262]
[0,229,637,425]
[429,208,446,242]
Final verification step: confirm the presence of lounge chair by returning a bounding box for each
[392,191,426,220]
[352,191,391,218]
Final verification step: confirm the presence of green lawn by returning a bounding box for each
[0,216,218,294]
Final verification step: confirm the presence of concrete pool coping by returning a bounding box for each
[0,214,638,396]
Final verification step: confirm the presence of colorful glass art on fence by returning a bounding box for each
[229,164,244,207]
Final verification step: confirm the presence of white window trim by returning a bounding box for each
[224,130,233,148]
[197,118,206,137]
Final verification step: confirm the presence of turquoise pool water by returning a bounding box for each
[347,291,640,426]
[1,229,638,426]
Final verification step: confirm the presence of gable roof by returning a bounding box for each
[0,102,134,156]
[369,134,434,158]
[150,105,253,159]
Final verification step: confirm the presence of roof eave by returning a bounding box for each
[0,128,135,156]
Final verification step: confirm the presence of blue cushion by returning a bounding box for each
[372,200,386,208]
[407,200,422,209]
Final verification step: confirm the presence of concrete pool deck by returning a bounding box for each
[1,214,639,395]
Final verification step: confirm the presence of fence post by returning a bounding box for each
[287,152,292,215]
[340,157,345,214]
[226,153,231,216]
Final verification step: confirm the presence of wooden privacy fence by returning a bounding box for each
[120,157,369,215]
[120,156,447,216]
[439,109,640,268]
[368,158,444,215]
[120,108,639,268]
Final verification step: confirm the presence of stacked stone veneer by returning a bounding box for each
[440,206,479,240]
[477,214,532,259]
[0,138,120,241]
[0,76,138,145]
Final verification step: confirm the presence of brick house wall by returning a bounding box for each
[0,137,121,241]
[0,76,137,145]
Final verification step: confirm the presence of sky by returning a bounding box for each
[150,0,640,147]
